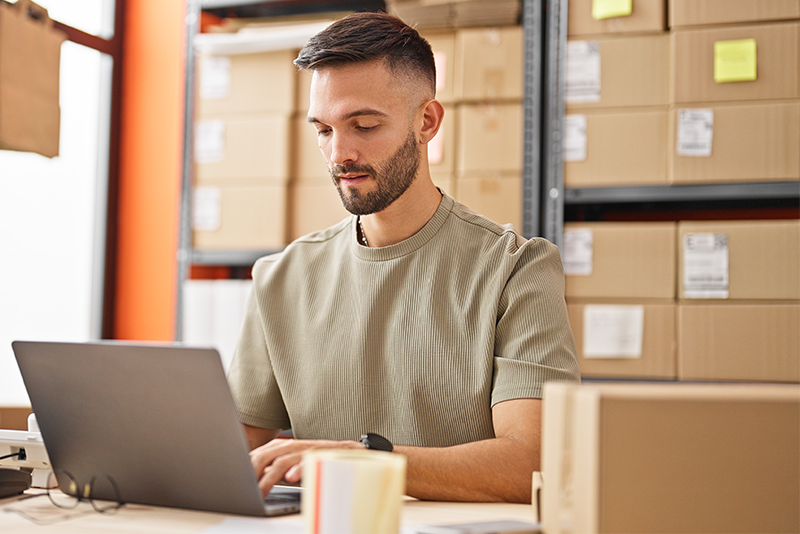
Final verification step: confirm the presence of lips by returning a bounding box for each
[338,173,371,185]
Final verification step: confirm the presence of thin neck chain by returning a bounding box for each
[358,217,369,247]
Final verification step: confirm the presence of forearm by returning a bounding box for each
[396,436,538,504]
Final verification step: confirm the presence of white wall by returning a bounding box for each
[0,39,111,406]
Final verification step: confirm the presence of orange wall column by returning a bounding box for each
[115,1,187,340]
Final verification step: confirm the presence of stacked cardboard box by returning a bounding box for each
[193,48,298,250]
[669,1,800,184]
[564,0,669,187]
[562,222,677,379]
[450,25,524,230]
[677,219,800,382]
[542,382,800,534]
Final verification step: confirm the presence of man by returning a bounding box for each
[227,12,580,504]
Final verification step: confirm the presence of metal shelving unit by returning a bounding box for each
[565,182,800,204]
[176,0,557,339]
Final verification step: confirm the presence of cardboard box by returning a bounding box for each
[192,181,287,250]
[679,303,800,382]
[195,113,292,185]
[420,30,457,104]
[197,48,297,116]
[671,22,800,104]
[288,184,350,242]
[563,222,677,299]
[678,220,800,300]
[567,301,676,379]
[0,407,32,430]
[669,100,800,184]
[456,103,522,173]
[292,114,327,185]
[563,108,669,187]
[669,0,800,28]
[454,26,523,102]
[429,104,457,177]
[0,0,66,158]
[454,172,521,230]
[566,33,669,110]
[542,382,800,534]
[567,0,666,36]
[294,66,312,115]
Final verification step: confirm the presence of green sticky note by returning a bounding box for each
[714,38,757,83]
[592,0,633,20]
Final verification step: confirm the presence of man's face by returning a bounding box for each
[307,60,423,215]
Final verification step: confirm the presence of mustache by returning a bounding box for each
[330,163,376,178]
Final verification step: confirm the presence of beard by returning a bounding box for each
[329,128,421,216]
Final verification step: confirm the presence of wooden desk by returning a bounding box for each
[0,491,538,534]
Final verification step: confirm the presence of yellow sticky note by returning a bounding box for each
[714,39,757,83]
[592,0,633,20]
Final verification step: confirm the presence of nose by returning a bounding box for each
[327,131,358,166]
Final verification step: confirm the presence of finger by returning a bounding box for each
[249,438,293,475]
[257,451,304,497]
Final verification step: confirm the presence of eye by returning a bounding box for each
[316,127,332,137]
[356,125,377,132]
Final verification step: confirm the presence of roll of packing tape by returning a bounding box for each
[302,449,406,534]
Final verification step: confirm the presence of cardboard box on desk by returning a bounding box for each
[566,33,669,110]
[563,107,669,187]
[454,26,522,102]
[0,0,66,158]
[678,220,800,300]
[197,48,297,116]
[541,382,800,534]
[678,302,800,383]
[671,22,800,104]
[192,179,288,251]
[195,113,292,185]
[669,100,800,184]
[563,222,676,299]
[456,103,522,174]
[669,0,800,28]
[567,0,666,37]
[567,300,676,380]
[454,172,521,230]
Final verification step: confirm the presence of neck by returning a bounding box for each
[359,174,442,248]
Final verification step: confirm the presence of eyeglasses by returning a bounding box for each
[47,468,125,513]
[2,468,125,525]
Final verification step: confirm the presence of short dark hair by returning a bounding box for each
[294,12,436,97]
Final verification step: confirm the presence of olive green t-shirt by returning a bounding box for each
[227,194,580,447]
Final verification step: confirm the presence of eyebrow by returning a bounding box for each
[307,108,390,124]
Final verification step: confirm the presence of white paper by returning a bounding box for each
[566,40,601,103]
[200,56,231,100]
[562,228,593,275]
[195,120,225,164]
[583,305,645,358]
[683,233,729,298]
[193,186,222,231]
[563,114,587,162]
[212,280,251,374]
[434,51,447,92]
[677,109,714,157]
[182,280,214,349]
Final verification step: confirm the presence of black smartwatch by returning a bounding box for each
[359,433,393,452]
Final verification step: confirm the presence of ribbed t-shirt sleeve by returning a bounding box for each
[491,238,581,405]
[227,280,292,430]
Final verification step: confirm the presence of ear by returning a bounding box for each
[417,100,445,145]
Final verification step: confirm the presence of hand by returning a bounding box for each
[249,438,363,497]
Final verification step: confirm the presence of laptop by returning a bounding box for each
[11,340,301,517]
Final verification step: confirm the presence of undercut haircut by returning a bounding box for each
[294,12,436,98]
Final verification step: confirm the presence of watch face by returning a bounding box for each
[361,433,393,452]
